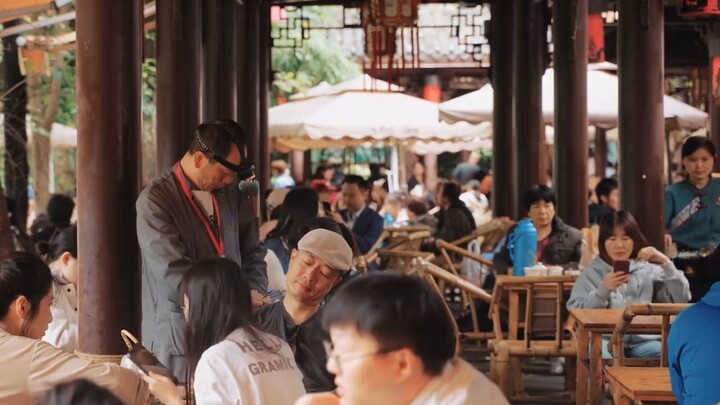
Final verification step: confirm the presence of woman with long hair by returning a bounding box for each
[265,187,320,273]
[143,257,305,405]
[665,136,720,301]
[0,252,149,403]
[568,211,690,358]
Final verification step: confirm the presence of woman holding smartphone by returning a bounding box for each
[567,211,690,359]
[143,257,305,405]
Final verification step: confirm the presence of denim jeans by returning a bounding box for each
[600,336,662,359]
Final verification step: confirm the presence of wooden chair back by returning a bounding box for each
[491,275,577,350]
[363,226,431,268]
[609,303,690,367]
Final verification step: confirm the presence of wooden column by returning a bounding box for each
[76,0,142,355]
[490,0,515,218]
[513,0,546,218]
[202,0,236,120]
[618,0,665,249]
[238,0,260,183]
[257,2,271,195]
[553,0,589,229]
[156,0,201,173]
[594,127,607,178]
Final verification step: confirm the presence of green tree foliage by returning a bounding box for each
[272,39,361,101]
[271,5,361,101]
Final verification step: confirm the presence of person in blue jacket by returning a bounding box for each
[668,281,720,405]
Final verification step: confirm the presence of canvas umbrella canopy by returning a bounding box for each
[440,64,708,130]
[289,74,404,100]
[270,90,486,152]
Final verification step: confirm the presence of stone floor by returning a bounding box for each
[463,350,571,405]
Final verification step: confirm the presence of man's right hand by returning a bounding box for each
[603,271,631,291]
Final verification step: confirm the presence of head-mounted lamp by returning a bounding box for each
[194,127,256,181]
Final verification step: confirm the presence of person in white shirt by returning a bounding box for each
[295,273,508,405]
[143,257,305,405]
[38,225,78,353]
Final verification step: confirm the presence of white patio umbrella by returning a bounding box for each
[289,74,404,100]
[440,64,709,130]
[270,90,486,152]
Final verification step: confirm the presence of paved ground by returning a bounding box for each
[463,350,571,404]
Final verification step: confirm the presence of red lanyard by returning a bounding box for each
[173,164,225,257]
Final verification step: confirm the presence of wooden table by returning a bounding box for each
[569,309,666,405]
[605,367,676,404]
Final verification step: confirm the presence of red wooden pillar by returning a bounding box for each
[513,0,545,218]
[618,0,665,249]
[76,0,142,355]
[156,0,201,173]
[553,0,589,229]
[490,0,515,218]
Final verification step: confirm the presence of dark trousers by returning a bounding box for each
[673,244,720,302]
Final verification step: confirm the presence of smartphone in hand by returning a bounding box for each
[613,260,630,274]
[128,345,178,384]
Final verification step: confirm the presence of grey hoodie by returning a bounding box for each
[567,256,690,344]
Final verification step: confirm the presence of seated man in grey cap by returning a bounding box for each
[255,227,354,393]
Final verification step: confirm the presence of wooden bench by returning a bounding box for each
[605,367,677,405]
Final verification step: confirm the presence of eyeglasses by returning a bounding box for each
[323,341,399,375]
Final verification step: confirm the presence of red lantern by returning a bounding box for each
[369,0,420,27]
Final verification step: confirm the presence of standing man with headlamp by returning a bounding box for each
[136,119,268,383]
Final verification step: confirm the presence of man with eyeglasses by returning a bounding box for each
[296,273,508,405]
[255,227,354,394]
[137,119,268,383]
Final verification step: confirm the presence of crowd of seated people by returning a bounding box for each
[8,146,720,405]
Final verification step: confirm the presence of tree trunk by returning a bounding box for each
[28,55,64,213]
[2,20,30,232]
[0,186,16,258]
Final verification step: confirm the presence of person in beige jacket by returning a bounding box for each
[0,252,149,405]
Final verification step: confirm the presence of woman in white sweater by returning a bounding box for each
[567,210,690,358]
[144,257,305,405]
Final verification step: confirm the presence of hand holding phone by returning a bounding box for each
[604,260,631,291]
[613,260,630,274]
[128,345,178,384]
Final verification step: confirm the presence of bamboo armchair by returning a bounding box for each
[606,303,689,405]
[490,275,578,403]
[609,303,690,368]
[361,225,432,272]
[413,255,494,354]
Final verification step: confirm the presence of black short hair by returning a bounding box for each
[342,175,369,192]
[681,136,716,159]
[524,184,556,213]
[322,273,456,376]
[47,194,75,227]
[36,224,77,262]
[441,182,462,202]
[187,119,246,160]
[40,379,123,405]
[595,177,618,200]
[405,198,429,216]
